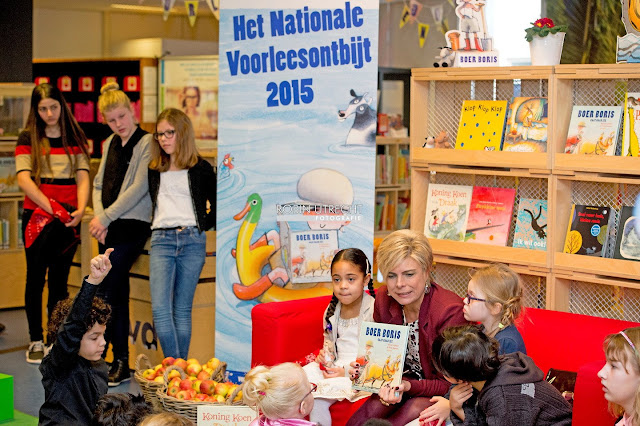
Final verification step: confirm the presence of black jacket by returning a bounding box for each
[148,158,216,232]
[39,281,109,426]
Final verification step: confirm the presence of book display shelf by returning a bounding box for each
[0,84,31,309]
[410,64,640,321]
[375,136,411,237]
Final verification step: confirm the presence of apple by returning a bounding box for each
[188,389,197,399]
[216,394,225,403]
[155,366,166,376]
[162,356,176,368]
[167,369,181,380]
[192,379,202,391]
[196,370,210,381]
[179,378,193,391]
[169,377,181,388]
[142,369,156,380]
[205,396,216,402]
[167,386,180,397]
[207,357,221,371]
[174,358,188,371]
[153,364,163,371]
[176,390,191,400]
[200,379,216,396]
[186,363,202,377]
[186,358,199,365]
[233,389,243,402]
[153,375,165,384]
[228,384,239,399]
[195,393,207,401]
[214,382,232,398]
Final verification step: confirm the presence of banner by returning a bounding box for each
[158,56,218,152]
[217,0,379,377]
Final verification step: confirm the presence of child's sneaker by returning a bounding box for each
[26,340,45,364]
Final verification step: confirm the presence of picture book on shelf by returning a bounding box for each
[424,184,473,241]
[352,321,408,394]
[564,106,623,155]
[614,206,640,261]
[512,199,548,250]
[466,186,516,246]
[502,97,549,152]
[622,92,640,157]
[0,157,19,193]
[455,100,508,151]
[563,205,611,257]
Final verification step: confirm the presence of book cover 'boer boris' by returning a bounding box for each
[565,106,623,155]
[352,322,408,394]
[455,100,508,151]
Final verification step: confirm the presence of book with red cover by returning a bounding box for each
[466,186,516,246]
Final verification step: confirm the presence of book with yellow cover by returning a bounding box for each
[455,100,508,151]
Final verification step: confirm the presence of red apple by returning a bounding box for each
[176,390,191,400]
[197,370,210,381]
[174,358,188,371]
[169,377,181,388]
[142,369,156,380]
[192,379,202,391]
[167,369,181,380]
[188,389,197,399]
[186,358,199,365]
[179,378,193,391]
[195,393,207,401]
[200,379,216,396]
[214,382,232,398]
[162,356,176,367]
[186,363,202,377]
[207,357,221,371]
[167,386,180,397]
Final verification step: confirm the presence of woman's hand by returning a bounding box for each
[449,382,473,421]
[89,216,108,244]
[322,366,345,379]
[419,396,450,426]
[87,248,114,285]
[379,380,410,405]
[66,209,83,227]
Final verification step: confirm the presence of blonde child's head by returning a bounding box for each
[139,411,194,426]
[243,363,315,420]
[97,82,133,116]
[465,263,524,330]
[598,327,640,424]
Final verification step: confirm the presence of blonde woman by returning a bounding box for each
[91,82,152,385]
[244,363,317,426]
[148,108,216,359]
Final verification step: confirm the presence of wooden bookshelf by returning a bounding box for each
[375,136,411,237]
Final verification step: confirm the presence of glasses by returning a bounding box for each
[153,129,176,140]
[299,382,317,409]
[464,293,486,304]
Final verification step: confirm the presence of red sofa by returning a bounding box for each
[251,295,639,426]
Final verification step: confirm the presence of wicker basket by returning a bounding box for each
[133,354,164,411]
[156,365,244,423]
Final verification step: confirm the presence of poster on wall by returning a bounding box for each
[216,0,379,378]
[158,56,218,152]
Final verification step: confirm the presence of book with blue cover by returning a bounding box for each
[512,199,548,250]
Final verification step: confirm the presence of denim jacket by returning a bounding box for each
[148,158,216,232]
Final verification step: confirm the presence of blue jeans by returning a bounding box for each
[149,227,206,359]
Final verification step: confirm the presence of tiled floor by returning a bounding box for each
[0,308,141,418]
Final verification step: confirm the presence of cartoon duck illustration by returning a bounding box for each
[232,193,331,303]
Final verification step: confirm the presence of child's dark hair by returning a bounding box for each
[92,393,152,426]
[432,324,501,382]
[325,248,375,328]
[47,296,111,345]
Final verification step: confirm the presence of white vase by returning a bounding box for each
[529,32,565,66]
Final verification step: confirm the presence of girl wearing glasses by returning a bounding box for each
[16,83,90,364]
[90,82,152,385]
[419,263,525,426]
[148,108,216,359]
[243,362,317,426]
[347,229,466,426]
[598,327,640,426]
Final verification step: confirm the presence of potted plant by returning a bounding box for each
[525,18,568,66]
